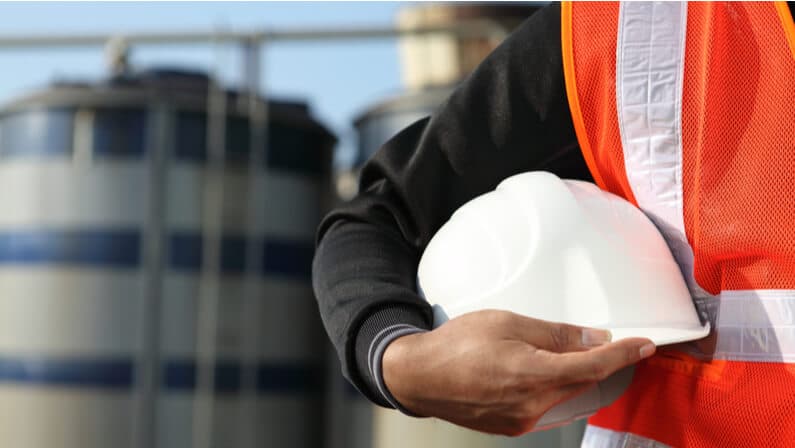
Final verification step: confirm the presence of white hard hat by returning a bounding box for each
[417,171,709,429]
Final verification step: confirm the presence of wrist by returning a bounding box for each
[354,306,432,407]
[381,330,429,416]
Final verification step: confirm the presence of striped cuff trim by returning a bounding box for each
[368,324,427,415]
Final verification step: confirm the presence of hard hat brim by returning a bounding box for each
[608,322,711,346]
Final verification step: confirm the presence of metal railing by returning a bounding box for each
[0,20,508,47]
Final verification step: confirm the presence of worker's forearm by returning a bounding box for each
[312,217,433,405]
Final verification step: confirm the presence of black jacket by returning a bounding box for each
[313,3,592,406]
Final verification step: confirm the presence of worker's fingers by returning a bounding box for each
[509,315,613,353]
[545,337,655,385]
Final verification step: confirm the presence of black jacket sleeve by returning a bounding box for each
[312,2,592,407]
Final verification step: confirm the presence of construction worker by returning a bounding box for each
[313,2,795,446]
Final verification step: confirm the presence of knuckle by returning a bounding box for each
[501,420,524,437]
[521,395,550,421]
[549,324,572,350]
[483,309,513,326]
[589,362,609,381]
[503,427,526,438]
[502,416,536,437]
[506,357,532,382]
[523,401,543,420]
[626,346,641,364]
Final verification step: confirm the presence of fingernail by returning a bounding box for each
[582,329,612,347]
[639,343,656,358]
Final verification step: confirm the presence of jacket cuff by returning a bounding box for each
[354,305,431,408]
[370,324,428,415]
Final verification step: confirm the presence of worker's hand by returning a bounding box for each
[382,310,655,437]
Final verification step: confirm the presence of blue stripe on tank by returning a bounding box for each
[163,360,323,395]
[168,233,314,279]
[257,363,323,395]
[261,240,314,280]
[0,357,133,389]
[0,357,321,393]
[162,360,243,394]
[0,108,333,176]
[0,231,314,279]
[168,234,248,275]
[0,230,140,267]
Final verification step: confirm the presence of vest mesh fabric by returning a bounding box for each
[565,2,636,203]
[681,2,795,294]
[565,2,795,446]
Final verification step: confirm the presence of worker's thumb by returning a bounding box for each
[513,317,614,353]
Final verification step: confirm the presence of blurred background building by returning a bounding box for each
[0,2,587,447]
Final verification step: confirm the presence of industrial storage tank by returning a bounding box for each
[0,68,335,448]
[354,86,453,167]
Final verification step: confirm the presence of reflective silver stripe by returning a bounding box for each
[615,2,711,301]
[680,290,795,362]
[582,425,671,448]
[616,1,688,230]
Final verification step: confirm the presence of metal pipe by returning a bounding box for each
[192,32,229,448]
[0,20,508,49]
[240,38,265,448]
[135,102,171,448]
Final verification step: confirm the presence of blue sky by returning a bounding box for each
[0,2,410,166]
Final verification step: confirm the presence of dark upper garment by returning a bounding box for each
[312,2,591,406]
[313,2,795,408]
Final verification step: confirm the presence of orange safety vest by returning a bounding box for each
[562,2,795,447]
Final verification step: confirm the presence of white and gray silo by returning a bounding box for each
[0,69,335,448]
